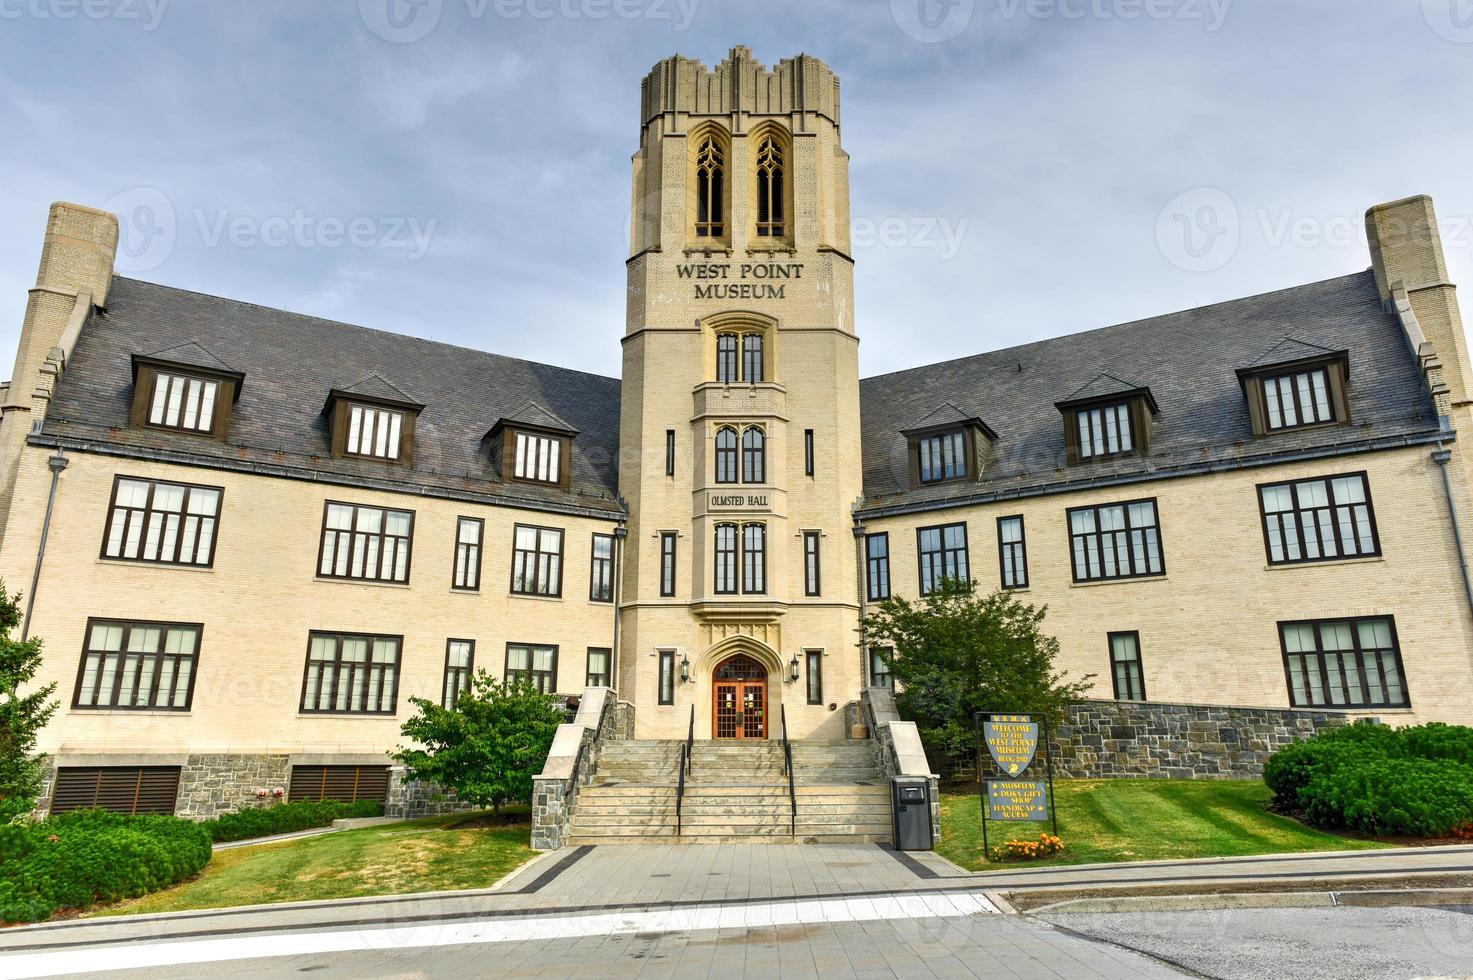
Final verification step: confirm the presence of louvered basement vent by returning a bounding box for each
[50,766,181,816]
[288,765,390,805]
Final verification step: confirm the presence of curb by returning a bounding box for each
[1030,886,1473,915]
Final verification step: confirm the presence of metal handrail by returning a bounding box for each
[685,703,695,778]
[676,704,694,837]
[780,704,796,837]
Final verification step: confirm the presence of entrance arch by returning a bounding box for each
[712,654,768,739]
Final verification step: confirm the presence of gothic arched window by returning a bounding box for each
[695,135,726,239]
[715,427,738,484]
[755,135,785,238]
[742,333,764,383]
[716,333,739,383]
[742,427,766,484]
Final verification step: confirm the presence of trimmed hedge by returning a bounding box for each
[0,809,212,923]
[1264,721,1473,837]
[204,799,383,843]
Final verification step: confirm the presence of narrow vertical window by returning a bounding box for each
[694,135,725,239]
[659,532,677,597]
[716,333,739,383]
[589,533,614,602]
[453,517,483,591]
[742,426,766,484]
[742,523,767,594]
[666,430,676,477]
[586,647,611,688]
[804,429,815,477]
[658,650,675,705]
[755,134,785,237]
[1109,632,1146,701]
[742,334,764,383]
[869,647,892,689]
[715,427,738,484]
[442,639,474,709]
[805,650,823,705]
[803,531,821,597]
[865,532,891,601]
[714,523,738,594]
[997,516,1028,590]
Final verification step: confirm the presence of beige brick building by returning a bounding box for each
[3,47,1472,818]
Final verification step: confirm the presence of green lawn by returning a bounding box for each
[939,779,1389,870]
[94,812,535,916]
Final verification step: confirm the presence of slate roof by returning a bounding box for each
[857,271,1442,514]
[41,276,624,516]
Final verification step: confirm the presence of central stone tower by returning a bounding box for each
[618,48,863,740]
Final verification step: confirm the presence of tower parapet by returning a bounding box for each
[640,46,841,127]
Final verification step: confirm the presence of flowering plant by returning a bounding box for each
[990,833,1064,862]
[272,787,285,798]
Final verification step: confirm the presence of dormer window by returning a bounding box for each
[325,376,423,466]
[129,346,244,441]
[148,371,218,434]
[488,402,578,491]
[1236,344,1349,437]
[1056,377,1158,465]
[1075,400,1135,459]
[514,431,562,485]
[901,404,997,489]
[345,403,404,460]
[918,430,965,484]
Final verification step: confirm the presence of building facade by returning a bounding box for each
[3,47,1472,818]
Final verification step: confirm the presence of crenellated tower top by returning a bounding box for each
[639,46,841,131]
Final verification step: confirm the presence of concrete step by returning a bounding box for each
[565,832,895,846]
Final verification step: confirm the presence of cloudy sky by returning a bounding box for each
[2,1,1471,379]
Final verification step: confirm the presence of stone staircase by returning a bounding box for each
[566,740,892,845]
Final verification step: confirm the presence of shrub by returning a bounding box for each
[204,799,383,843]
[0,810,212,923]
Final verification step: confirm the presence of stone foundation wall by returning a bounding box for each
[389,768,479,819]
[177,754,291,817]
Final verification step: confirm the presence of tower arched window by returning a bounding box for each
[742,427,766,484]
[755,135,785,238]
[717,333,739,383]
[742,334,764,383]
[714,523,738,594]
[694,135,726,239]
[715,427,738,484]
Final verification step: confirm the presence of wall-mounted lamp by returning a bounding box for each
[788,654,801,683]
[679,654,691,683]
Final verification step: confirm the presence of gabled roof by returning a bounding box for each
[327,373,425,412]
[899,401,997,441]
[1054,373,1160,414]
[489,400,579,437]
[1237,337,1350,378]
[135,340,240,375]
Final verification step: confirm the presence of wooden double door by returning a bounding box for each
[712,654,767,739]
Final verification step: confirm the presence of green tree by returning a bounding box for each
[862,579,1093,767]
[394,674,563,815]
[0,584,56,823]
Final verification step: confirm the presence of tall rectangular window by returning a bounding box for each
[73,620,200,711]
[804,429,815,477]
[505,643,558,694]
[865,532,891,601]
[918,431,966,484]
[742,334,764,383]
[318,502,414,583]
[806,650,823,705]
[148,371,218,434]
[1109,632,1146,701]
[917,522,969,595]
[803,531,821,597]
[1281,617,1408,709]
[511,524,564,597]
[742,523,767,594]
[1263,367,1334,431]
[513,432,562,485]
[300,632,401,715]
[442,639,474,709]
[586,647,611,688]
[1075,402,1134,459]
[658,650,675,705]
[103,476,221,568]
[452,517,483,591]
[997,516,1028,590]
[659,531,678,597]
[869,647,892,689]
[665,430,676,476]
[345,403,404,460]
[1259,473,1379,565]
[590,533,615,602]
[1068,499,1163,583]
[716,334,739,383]
[714,524,738,594]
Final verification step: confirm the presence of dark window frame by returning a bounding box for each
[299,630,403,716]
[658,650,676,705]
[342,401,408,462]
[714,522,738,595]
[1071,400,1137,461]
[805,649,823,705]
[71,618,203,712]
[742,333,765,382]
[1262,365,1336,433]
[997,515,1028,590]
[804,428,815,477]
[715,426,739,484]
[1257,471,1381,566]
[1279,616,1410,710]
[504,642,559,694]
[917,430,968,485]
[659,531,678,597]
[803,530,822,597]
[742,522,767,595]
[693,132,727,240]
[869,646,893,689]
[917,521,970,596]
[1108,631,1146,701]
[586,647,612,688]
[590,532,615,603]
[452,516,484,591]
[865,532,891,602]
[1067,498,1166,584]
[317,500,416,584]
[442,638,475,709]
[510,523,565,598]
[508,430,568,487]
[716,332,739,383]
[143,368,224,436]
[666,429,676,477]
[100,474,224,569]
[742,426,766,484]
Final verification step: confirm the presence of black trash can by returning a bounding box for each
[892,776,933,851]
